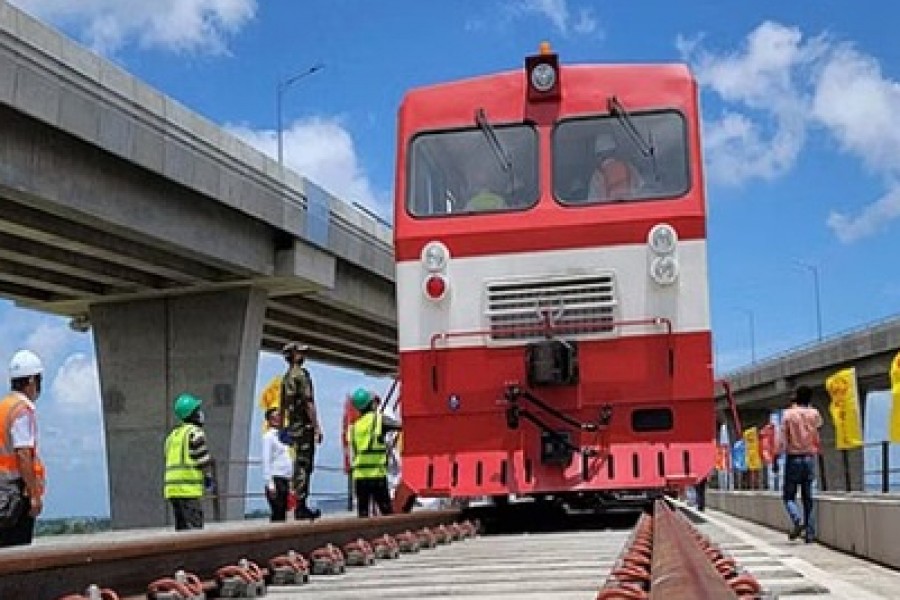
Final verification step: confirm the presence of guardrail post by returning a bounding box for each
[818,453,827,492]
[347,474,354,512]
[842,449,851,492]
[883,441,891,493]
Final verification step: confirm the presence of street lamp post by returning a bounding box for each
[795,260,823,342]
[735,307,756,364]
[276,64,324,168]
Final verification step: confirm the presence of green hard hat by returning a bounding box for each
[351,388,373,411]
[174,393,202,420]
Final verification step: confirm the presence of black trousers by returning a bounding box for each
[694,477,708,511]
[170,497,204,530]
[0,494,34,547]
[266,476,290,522]
[354,477,393,518]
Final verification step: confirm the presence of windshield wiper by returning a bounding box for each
[475,108,512,172]
[475,108,516,197]
[607,96,654,157]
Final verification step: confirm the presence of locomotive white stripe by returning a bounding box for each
[396,240,710,352]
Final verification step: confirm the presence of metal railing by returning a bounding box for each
[861,441,900,493]
[714,441,900,495]
[205,458,354,518]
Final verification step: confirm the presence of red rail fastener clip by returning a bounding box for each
[370,534,401,559]
[268,550,310,585]
[434,524,452,544]
[343,538,376,566]
[394,530,421,553]
[215,558,266,598]
[58,584,122,600]
[416,527,438,549]
[147,570,205,600]
[311,544,346,575]
[458,520,479,538]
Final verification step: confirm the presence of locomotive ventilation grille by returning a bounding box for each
[485,272,617,341]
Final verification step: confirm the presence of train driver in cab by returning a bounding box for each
[465,165,508,212]
[588,131,643,201]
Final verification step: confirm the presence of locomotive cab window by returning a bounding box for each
[407,123,538,217]
[553,111,690,205]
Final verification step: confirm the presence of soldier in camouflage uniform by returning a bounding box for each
[279,342,323,520]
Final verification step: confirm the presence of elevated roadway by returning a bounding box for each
[0,4,397,528]
[715,315,900,490]
[0,4,396,375]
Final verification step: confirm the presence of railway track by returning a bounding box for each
[0,501,837,600]
[596,500,763,599]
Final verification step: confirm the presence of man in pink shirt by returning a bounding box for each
[780,385,823,543]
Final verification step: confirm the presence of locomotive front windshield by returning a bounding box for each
[553,111,690,205]
[407,124,538,217]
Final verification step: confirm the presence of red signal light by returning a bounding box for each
[424,274,448,300]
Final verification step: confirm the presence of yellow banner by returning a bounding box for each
[258,375,282,430]
[825,367,864,449]
[890,352,900,443]
[743,427,762,471]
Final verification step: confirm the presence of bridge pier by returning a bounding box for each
[91,287,267,529]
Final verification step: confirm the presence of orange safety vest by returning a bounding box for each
[599,158,635,198]
[0,393,45,498]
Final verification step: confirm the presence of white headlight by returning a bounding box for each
[421,241,450,272]
[530,63,556,92]
[650,255,679,285]
[648,223,678,255]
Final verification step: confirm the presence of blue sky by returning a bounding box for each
[3,0,898,516]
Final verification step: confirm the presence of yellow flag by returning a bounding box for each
[743,427,762,471]
[259,375,282,430]
[825,368,864,449]
[890,352,900,442]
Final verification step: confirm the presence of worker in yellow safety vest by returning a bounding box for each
[164,393,214,530]
[346,388,401,517]
[0,350,46,547]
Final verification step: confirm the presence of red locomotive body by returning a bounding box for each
[393,46,714,508]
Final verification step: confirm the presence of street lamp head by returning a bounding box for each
[280,63,325,89]
[277,63,325,167]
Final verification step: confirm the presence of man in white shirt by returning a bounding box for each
[261,408,294,522]
[0,350,45,547]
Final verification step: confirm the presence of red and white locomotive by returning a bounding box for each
[393,44,714,510]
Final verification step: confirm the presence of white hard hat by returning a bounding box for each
[594,133,616,156]
[9,350,43,379]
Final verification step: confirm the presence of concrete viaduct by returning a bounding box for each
[716,316,900,492]
[0,5,395,528]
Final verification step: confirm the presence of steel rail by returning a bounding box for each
[648,500,738,600]
[0,510,461,599]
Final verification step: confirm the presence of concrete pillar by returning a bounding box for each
[91,287,267,529]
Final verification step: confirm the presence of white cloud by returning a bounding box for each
[678,22,820,185]
[226,116,387,217]
[49,352,100,413]
[827,184,900,243]
[812,45,900,175]
[679,21,900,242]
[23,321,71,368]
[11,0,256,55]
[510,0,599,36]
